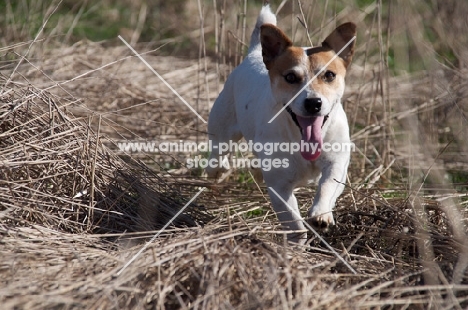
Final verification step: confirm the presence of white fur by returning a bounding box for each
[248,5,277,52]
[206,6,351,244]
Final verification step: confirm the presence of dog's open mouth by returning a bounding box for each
[285,106,325,161]
[296,115,324,161]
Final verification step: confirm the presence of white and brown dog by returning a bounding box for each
[206,5,356,244]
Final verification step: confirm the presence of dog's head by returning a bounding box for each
[260,22,356,160]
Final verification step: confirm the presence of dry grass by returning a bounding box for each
[1,0,468,309]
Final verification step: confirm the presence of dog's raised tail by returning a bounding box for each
[248,5,277,52]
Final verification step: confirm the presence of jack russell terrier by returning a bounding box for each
[206,5,356,244]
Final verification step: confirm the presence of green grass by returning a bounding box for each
[0,0,191,44]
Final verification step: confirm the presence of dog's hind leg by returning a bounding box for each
[206,88,242,180]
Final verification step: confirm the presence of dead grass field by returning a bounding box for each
[1,0,468,309]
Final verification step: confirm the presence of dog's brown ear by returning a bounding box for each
[260,24,293,69]
[322,22,357,67]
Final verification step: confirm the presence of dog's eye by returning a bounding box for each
[323,70,336,82]
[284,73,298,84]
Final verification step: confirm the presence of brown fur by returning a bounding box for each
[260,23,355,105]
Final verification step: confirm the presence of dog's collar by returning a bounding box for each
[284,105,329,131]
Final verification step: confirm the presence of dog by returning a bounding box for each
[206,5,356,244]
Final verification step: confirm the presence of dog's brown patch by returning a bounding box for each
[260,22,356,101]
[307,50,347,99]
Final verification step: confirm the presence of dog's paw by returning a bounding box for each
[287,231,308,245]
[307,209,335,230]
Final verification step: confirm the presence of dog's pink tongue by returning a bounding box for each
[296,115,324,161]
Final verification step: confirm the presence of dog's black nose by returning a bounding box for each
[304,97,322,114]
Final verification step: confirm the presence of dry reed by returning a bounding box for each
[1,0,467,309]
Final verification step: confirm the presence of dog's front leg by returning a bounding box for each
[266,181,307,244]
[308,154,350,228]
